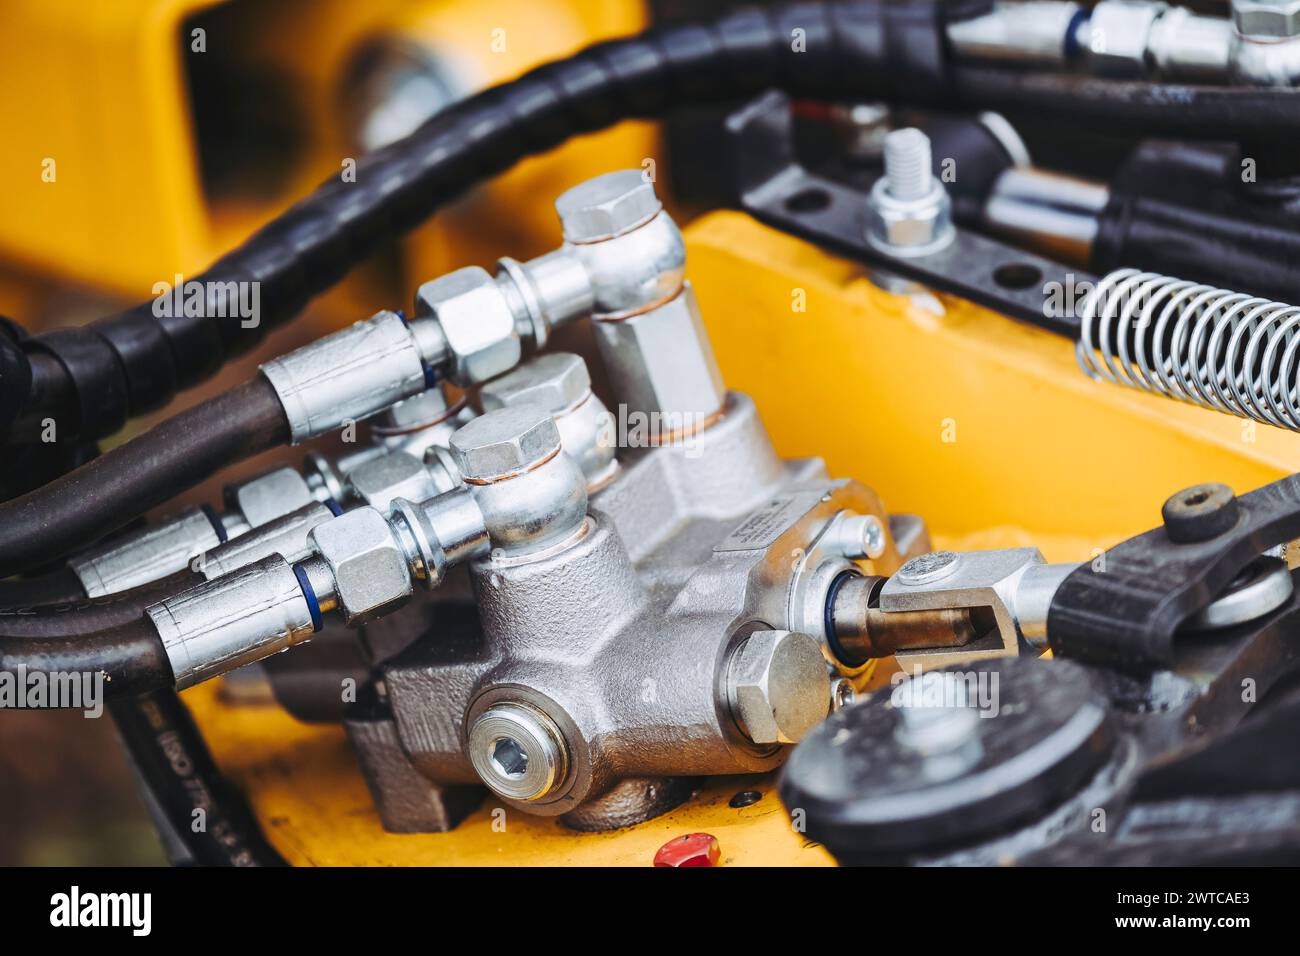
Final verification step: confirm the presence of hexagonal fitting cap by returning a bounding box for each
[1234,0,1300,38]
[479,352,591,414]
[414,266,521,385]
[449,404,561,483]
[555,169,662,243]
[727,630,831,745]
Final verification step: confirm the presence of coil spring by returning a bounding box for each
[1077,268,1300,431]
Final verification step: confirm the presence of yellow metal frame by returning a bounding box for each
[188,212,1293,866]
[0,0,651,302]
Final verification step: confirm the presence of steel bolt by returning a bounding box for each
[866,128,954,256]
[831,513,887,560]
[726,630,831,745]
[883,127,933,201]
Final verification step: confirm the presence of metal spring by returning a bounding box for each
[1077,268,1300,431]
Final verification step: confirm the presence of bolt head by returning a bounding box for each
[467,702,568,801]
[555,169,662,243]
[479,352,591,414]
[1234,0,1300,38]
[449,404,561,482]
[414,266,520,385]
[727,630,831,745]
[833,513,887,560]
[897,550,960,584]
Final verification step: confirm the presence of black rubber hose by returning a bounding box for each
[0,377,287,578]
[13,0,964,443]
[110,689,287,866]
[0,620,172,700]
[0,565,85,607]
[0,569,200,638]
[951,68,1300,140]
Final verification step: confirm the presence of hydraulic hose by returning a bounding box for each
[10,0,966,444]
[0,569,201,638]
[110,689,287,866]
[0,565,85,607]
[0,377,287,578]
[0,620,172,700]
[951,68,1300,140]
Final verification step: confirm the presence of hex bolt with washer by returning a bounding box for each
[725,630,831,745]
[866,128,955,257]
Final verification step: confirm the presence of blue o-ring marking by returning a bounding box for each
[293,562,324,632]
[200,503,228,543]
[1064,8,1089,59]
[325,497,344,517]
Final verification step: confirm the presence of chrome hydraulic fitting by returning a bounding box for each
[307,507,416,626]
[198,502,335,581]
[227,465,315,530]
[946,2,1086,68]
[344,451,445,514]
[410,169,725,427]
[948,0,1285,84]
[146,488,493,689]
[479,352,617,488]
[70,506,227,598]
[553,169,684,318]
[147,555,317,690]
[1232,0,1300,84]
[554,170,726,424]
[307,484,490,625]
[448,404,588,556]
[260,309,430,444]
[866,128,955,257]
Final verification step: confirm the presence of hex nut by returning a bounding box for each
[229,467,314,529]
[449,404,561,482]
[414,266,521,385]
[1234,0,1300,38]
[308,508,412,624]
[590,283,725,421]
[866,179,954,255]
[727,630,831,745]
[555,169,662,243]
[345,451,440,513]
[479,352,591,414]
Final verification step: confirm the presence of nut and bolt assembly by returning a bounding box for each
[866,127,955,257]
